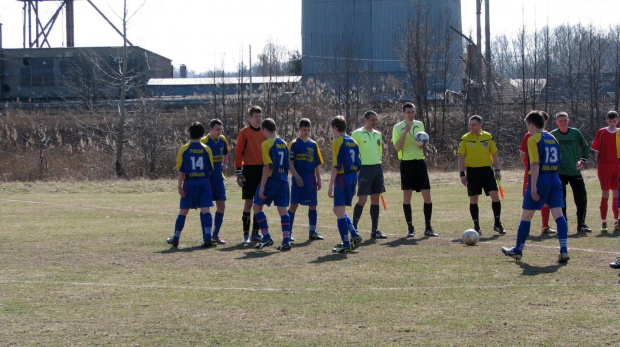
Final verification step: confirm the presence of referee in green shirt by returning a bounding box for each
[392,102,437,238]
[550,112,591,233]
[352,111,387,239]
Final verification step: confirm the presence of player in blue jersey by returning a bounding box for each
[201,119,229,245]
[328,115,363,253]
[253,118,292,251]
[288,118,325,241]
[502,111,570,263]
[167,122,215,248]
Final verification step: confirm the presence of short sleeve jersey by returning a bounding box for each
[261,137,289,181]
[392,120,425,160]
[527,131,560,175]
[591,127,618,164]
[175,141,214,179]
[351,127,382,165]
[332,135,361,174]
[457,131,498,168]
[550,127,589,176]
[288,138,324,174]
[201,135,229,180]
[519,132,531,168]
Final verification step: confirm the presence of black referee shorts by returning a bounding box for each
[399,159,431,192]
[466,166,497,196]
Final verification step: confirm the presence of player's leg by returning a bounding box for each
[332,205,352,252]
[598,165,610,232]
[403,189,415,236]
[551,207,569,262]
[502,209,536,260]
[288,203,299,234]
[242,199,253,243]
[613,179,619,232]
[167,208,189,247]
[469,194,481,233]
[421,189,437,236]
[353,194,368,230]
[308,205,322,240]
[199,206,213,247]
[570,176,590,232]
[212,200,226,244]
[369,193,383,238]
[252,203,273,249]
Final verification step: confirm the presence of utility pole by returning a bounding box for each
[484,0,492,98]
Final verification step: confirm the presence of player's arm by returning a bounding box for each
[526,135,541,200]
[393,125,409,152]
[235,131,246,186]
[491,153,501,178]
[458,154,467,186]
[328,167,338,198]
[258,165,270,199]
[519,151,527,168]
[289,158,304,187]
[177,171,185,197]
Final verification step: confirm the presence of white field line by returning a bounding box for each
[0,279,615,292]
[2,198,618,256]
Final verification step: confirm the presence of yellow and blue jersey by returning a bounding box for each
[527,131,561,175]
[262,137,289,181]
[175,141,214,180]
[332,135,361,174]
[201,135,229,181]
[288,137,324,174]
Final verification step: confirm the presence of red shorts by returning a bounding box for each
[597,162,620,190]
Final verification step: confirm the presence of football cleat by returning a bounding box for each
[577,224,592,233]
[309,232,324,240]
[332,245,353,253]
[424,227,438,237]
[557,252,570,264]
[254,238,274,249]
[242,233,251,244]
[200,239,213,248]
[493,223,507,235]
[290,235,295,242]
[212,236,226,244]
[276,243,291,251]
[352,234,363,249]
[406,227,415,238]
[250,233,263,243]
[166,237,179,248]
[371,230,387,239]
[501,247,522,260]
[601,223,608,233]
[609,258,620,269]
[474,226,482,235]
[541,226,557,234]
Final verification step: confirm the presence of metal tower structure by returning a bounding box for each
[17,0,132,49]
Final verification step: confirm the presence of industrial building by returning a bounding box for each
[301,0,463,91]
[0,46,172,100]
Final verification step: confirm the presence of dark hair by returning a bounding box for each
[541,111,549,121]
[607,110,619,119]
[402,102,416,112]
[188,122,206,139]
[248,106,263,117]
[555,111,569,120]
[209,119,223,128]
[469,115,483,123]
[331,115,346,132]
[525,110,545,129]
[261,118,276,132]
[364,110,378,119]
[299,118,311,128]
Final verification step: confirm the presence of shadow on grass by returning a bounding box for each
[383,236,416,248]
[236,250,278,259]
[515,261,565,276]
[217,243,250,252]
[157,245,209,254]
[290,239,314,248]
[479,234,501,242]
[595,231,619,238]
[308,253,350,264]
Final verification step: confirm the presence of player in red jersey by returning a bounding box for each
[591,110,620,232]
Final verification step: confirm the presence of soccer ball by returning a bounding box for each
[414,131,429,147]
[462,229,479,246]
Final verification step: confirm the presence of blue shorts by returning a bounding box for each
[334,172,357,207]
[253,179,290,207]
[522,173,564,210]
[210,178,227,201]
[290,173,318,206]
[180,179,214,210]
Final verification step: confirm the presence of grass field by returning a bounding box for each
[1,169,619,346]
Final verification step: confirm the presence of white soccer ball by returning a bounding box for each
[462,229,479,246]
[414,131,429,147]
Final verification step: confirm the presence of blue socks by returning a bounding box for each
[345,214,357,237]
[213,211,224,237]
[200,212,212,241]
[255,211,271,240]
[308,209,318,234]
[515,220,531,252]
[281,214,291,244]
[556,216,568,253]
[174,214,186,238]
[337,218,350,247]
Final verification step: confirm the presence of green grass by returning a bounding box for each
[1,169,619,346]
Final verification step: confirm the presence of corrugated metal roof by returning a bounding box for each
[148,76,302,86]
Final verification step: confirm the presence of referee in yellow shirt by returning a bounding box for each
[392,102,437,238]
[457,115,506,235]
[352,111,387,239]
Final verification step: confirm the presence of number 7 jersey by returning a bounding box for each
[261,137,289,181]
[527,131,560,175]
